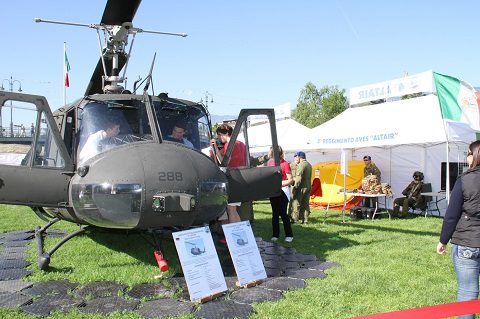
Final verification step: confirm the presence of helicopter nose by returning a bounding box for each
[71,142,227,229]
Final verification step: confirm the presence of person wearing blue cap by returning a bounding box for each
[292,151,312,224]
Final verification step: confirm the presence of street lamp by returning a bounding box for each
[1,75,22,137]
[200,91,214,109]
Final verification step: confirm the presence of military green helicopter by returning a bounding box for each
[0,0,281,271]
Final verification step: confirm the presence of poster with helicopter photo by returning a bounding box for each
[222,221,267,286]
[172,226,227,302]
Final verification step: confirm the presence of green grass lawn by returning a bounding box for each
[0,203,456,319]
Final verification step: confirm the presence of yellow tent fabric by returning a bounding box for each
[310,160,365,208]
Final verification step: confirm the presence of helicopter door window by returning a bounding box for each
[33,112,65,168]
[0,100,39,166]
[244,115,273,167]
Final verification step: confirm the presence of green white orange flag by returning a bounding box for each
[433,72,480,131]
[64,51,70,88]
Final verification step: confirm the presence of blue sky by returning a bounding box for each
[1,1,479,115]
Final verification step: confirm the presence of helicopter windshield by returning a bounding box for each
[77,101,143,164]
[153,100,211,150]
[77,98,211,164]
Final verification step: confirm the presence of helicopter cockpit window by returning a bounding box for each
[153,100,211,150]
[77,101,147,165]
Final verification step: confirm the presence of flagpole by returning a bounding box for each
[442,119,450,204]
[63,42,66,106]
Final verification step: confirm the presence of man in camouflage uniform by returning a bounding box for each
[292,151,312,224]
[363,155,381,208]
[393,171,424,218]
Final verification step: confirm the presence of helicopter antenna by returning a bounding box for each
[35,5,187,95]
[143,53,156,94]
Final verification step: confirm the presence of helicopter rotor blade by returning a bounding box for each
[101,0,141,25]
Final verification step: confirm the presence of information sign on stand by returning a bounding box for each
[222,221,267,287]
[172,226,227,303]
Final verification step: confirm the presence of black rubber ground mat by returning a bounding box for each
[262,245,293,256]
[0,279,32,293]
[259,277,306,291]
[74,281,128,299]
[301,259,326,268]
[261,253,283,262]
[0,268,31,281]
[265,267,282,277]
[21,294,84,316]
[0,258,30,270]
[279,260,302,270]
[262,259,281,269]
[296,253,318,262]
[2,231,34,241]
[0,292,32,308]
[127,282,175,300]
[256,240,276,248]
[0,234,338,318]
[3,239,32,247]
[284,253,312,262]
[136,298,194,318]
[195,299,253,319]
[0,252,26,261]
[79,296,139,315]
[22,280,78,296]
[230,287,283,304]
[284,268,327,280]
[0,246,29,254]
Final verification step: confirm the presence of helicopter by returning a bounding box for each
[0,0,282,271]
[232,233,248,246]
[185,241,206,256]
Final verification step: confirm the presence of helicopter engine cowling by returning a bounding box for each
[70,141,228,229]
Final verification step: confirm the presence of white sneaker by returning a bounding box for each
[285,237,293,243]
[271,237,278,242]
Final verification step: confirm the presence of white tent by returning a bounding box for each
[304,94,477,215]
[247,118,312,153]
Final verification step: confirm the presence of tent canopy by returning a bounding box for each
[307,95,475,150]
[247,118,312,153]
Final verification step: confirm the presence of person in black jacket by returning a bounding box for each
[437,140,480,318]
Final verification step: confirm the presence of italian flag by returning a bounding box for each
[433,72,480,131]
[64,51,70,88]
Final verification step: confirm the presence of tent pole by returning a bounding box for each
[324,165,339,224]
[340,149,348,223]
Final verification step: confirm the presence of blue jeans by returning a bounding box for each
[452,244,480,319]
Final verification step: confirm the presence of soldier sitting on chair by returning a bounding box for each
[393,171,424,218]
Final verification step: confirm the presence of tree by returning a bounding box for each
[292,82,348,128]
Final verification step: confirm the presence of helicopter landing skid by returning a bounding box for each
[35,219,87,270]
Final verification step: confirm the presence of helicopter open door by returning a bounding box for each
[0,92,73,207]
[221,109,282,203]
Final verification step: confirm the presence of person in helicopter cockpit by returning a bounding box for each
[165,122,194,148]
[78,119,120,164]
